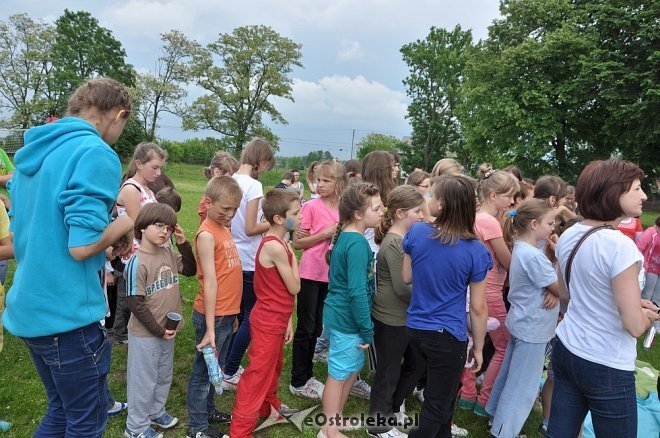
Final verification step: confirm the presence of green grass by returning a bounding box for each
[0,162,658,437]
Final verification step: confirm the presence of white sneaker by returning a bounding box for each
[236,365,245,376]
[221,372,240,391]
[393,411,409,426]
[289,379,323,400]
[350,379,371,399]
[367,428,408,438]
[451,423,469,437]
[413,387,424,402]
[307,377,325,393]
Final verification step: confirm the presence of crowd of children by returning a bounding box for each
[1,77,659,438]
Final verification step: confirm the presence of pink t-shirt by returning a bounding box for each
[617,217,643,242]
[298,198,338,282]
[637,226,659,275]
[475,212,508,296]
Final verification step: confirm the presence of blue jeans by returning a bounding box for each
[407,328,466,438]
[224,271,255,376]
[23,322,110,438]
[547,338,637,438]
[187,310,236,434]
[486,335,547,437]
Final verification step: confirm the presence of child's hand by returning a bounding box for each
[163,329,176,340]
[284,322,294,345]
[547,233,558,252]
[322,223,339,239]
[173,224,186,245]
[542,290,559,309]
[469,347,483,373]
[357,343,370,350]
[113,233,133,258]
[196,330,215,352]
[296,228,310,240]
[232,316,239,333]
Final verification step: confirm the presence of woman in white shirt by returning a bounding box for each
[547,159,659,438]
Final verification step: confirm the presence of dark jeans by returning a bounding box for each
[407,327,467,438]
[368,319,425,434]
[187,310,236,434]
[547,339,637,438]
[224,271,255,376]
[23,322,110,437]
[109,275,129,341]
[291,279,328,388]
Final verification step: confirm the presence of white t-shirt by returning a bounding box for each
[231,173,264,272]
[555,223,643,371]
[506,241,558,343]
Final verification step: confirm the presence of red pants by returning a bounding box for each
[460,295,509,406]
[230,325,285,438]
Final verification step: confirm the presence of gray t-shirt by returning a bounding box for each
[505,240,559,343]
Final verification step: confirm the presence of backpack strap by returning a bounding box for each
[565,224,614,291]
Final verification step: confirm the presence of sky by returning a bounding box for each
[3,0,502,159]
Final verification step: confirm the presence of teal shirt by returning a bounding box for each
[323,231,375,344]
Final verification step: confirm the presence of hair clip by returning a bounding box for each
[483,169,495,179]
[508,209,518,217]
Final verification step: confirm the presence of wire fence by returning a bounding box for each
[0,129,26,154]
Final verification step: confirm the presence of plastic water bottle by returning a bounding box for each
[202,346,223,395]
[643,321,660,350]
[0,420,11,431]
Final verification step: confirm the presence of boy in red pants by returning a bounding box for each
[230,189,302,437]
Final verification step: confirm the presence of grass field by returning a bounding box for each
[0,162,658,437]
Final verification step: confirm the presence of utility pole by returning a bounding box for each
[350,129,355,159]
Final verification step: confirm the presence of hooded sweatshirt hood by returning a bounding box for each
[3,116,122,337]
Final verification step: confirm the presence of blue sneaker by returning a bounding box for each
[124,426,163,438]
[150,411,178,429]
[108,401,127,416]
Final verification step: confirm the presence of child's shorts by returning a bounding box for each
[327,328,365,381]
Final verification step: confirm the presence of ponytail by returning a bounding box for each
[375,185,424,244]
[325,225,342,265]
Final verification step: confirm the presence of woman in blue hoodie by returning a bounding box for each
[3,77,134,437]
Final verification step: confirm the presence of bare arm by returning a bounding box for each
[293,223,337,250]
[244,197,269,236]
[469,279,488,373]
[117,185,143,220]
[0,235,13,260]
[0,170,13,187]
[490,236,512,270]
[69,215,133,261]
[262,241,300,295]
[613,263,659,337]
[196,231,218,350]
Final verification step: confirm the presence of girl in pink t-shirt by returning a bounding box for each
[459,163,519,415]
[289,160,347,399]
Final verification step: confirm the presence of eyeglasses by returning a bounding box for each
[153,223,174,232]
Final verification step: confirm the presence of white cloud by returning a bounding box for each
[337,39,365,61]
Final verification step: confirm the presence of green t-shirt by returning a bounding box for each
[323,231,375,344]
[0,148,14,198]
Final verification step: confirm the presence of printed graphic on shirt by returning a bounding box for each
[145,264,179,296]
[225,240,241,269]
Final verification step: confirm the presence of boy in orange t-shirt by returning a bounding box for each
[187,176,243,438]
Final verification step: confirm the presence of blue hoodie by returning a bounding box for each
[3,117,121,337]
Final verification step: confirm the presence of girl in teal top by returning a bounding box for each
[320,182,383,438]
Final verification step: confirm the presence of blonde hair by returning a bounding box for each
[205,151,239,179]
[375,185,424,244]
[503,198,554,248]
[124,142,168,182]
[204,175,242,203]
[477,163,520,203]
[316,160,348,198]
[431,158,462,177]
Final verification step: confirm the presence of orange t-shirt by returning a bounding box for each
[193,219,243,316]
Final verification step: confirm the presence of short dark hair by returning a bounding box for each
[576,159,644,221]
[655,215,660,227]
[134,203,177,240]
[156,187,182,212]
[262,189,300,224]
[282,171,294,181]
[534,175,567,202]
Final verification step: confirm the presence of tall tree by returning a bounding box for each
[182,25,303,155]
[400,25,473,171]
[47,9,135,115]
[134,30,193,141]
[0,14,54,128]
[356,133,406,160]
